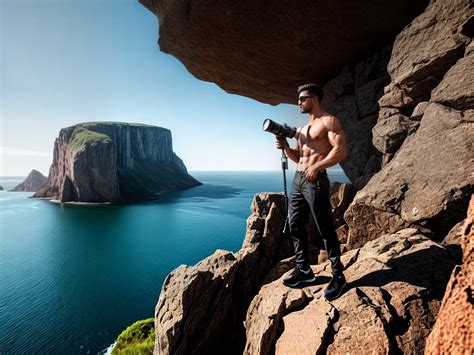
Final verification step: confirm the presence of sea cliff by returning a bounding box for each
[34,122,201,203]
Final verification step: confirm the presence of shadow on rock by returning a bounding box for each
[347,245,455,298]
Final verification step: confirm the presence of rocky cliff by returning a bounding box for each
[136,0,473,353]
[148,192,459,354]
[10,169,47,192]
[34,122,201,203]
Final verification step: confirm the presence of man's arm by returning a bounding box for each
[305,116,347,181]
[282,140,300,163]
[276,128,301,163]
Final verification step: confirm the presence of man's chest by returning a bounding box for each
[299,123,327,146]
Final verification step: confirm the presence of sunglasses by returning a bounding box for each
[298,96,314,103]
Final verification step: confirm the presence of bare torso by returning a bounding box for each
[296,115,334,172]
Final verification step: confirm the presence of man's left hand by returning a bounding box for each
[304,167,319,182]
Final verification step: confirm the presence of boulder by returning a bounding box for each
[140,0,428,104]
[372,114,411,154]
[425,194,474,354]
[244,228,456,354]
[345,103,473,249]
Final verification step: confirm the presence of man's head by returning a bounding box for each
[297,83,324,113]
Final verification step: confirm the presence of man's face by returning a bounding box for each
[298,90,315,113]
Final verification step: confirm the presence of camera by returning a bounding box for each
[262,118,296,138]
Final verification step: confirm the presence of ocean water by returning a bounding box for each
[0,171,349,354]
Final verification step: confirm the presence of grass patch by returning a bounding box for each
[68,125,112,151]
[112,318,155,355]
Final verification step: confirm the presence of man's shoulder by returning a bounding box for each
[321,113,342,131]
[321,112,338,121]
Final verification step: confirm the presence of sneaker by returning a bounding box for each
[282,265,316,287]
[323,274,347,301]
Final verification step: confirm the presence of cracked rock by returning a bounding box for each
[244,228,456,354]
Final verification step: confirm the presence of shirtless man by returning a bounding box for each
[276,83,348,301]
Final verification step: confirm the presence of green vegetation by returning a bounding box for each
[112,318,155,355]
[68,125,112,151]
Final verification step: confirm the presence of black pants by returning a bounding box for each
[288,170,342,270]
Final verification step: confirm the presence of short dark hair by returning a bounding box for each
[297,83,324,103]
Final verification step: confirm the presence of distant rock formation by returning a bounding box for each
[10,169,47,192]
[0,185,3,191]
[425,194,474,354]
[34,122,201,203]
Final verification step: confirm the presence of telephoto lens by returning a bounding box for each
[263,119,296,138]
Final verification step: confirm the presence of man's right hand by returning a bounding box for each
[276,136,287,150]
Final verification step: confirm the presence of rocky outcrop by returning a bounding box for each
[139,0,428,105]
[10,169,47,192]
[245,228,455,354]
[425,194,474,354]
[154,193,292,354]
[151,191,456,354]
[0,186,3,191]
[34,122,200,203]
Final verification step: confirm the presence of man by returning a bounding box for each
[276,83,348,301]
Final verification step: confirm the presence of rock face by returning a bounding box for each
[345,103,473,249]
[425,194,474,354]
[323,47,391,184]
[154,193,293,354]
[344,0,474,248]
[34,122,200,203]
[140,0,428,105]
[0,186,3,191]
[151,192,456,354]
[10,169,47,192]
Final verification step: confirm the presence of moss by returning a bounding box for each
[68,125,112,151]
[112,318,155,355]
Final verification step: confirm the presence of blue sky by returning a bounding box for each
[1,0,342,176]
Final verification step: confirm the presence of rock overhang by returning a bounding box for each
[139,0,429,104]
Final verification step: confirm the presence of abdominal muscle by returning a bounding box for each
[296,124,332,172]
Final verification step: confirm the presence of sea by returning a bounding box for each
[0,170,349,354]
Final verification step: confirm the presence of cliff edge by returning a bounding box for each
[34,122,201,203]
